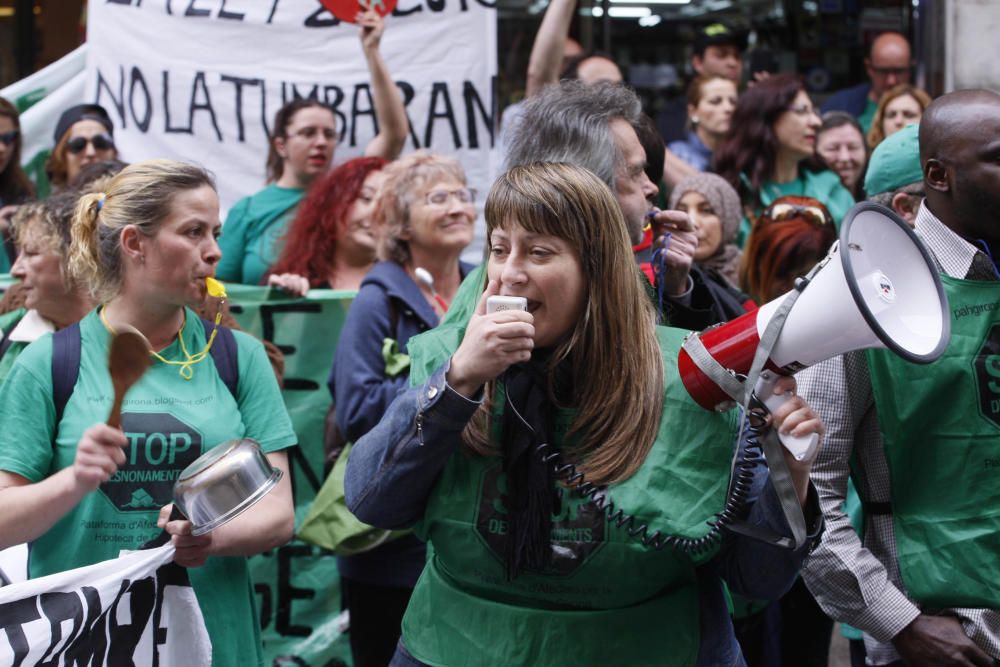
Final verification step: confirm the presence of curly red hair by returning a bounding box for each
[268,156,387,286]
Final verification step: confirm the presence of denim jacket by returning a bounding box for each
[347,363,823,666]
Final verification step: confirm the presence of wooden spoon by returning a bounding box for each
[107,331,152,429]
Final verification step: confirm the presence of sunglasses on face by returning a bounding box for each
[761,202,833,228]
[0,130,18,146]
[66,133,115,155]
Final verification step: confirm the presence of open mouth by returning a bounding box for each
[526,299,541,314]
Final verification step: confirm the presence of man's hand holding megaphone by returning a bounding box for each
[762,375,824,506]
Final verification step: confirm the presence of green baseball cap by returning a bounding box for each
[864,123,923,196]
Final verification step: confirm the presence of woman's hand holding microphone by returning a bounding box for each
[447,280,534,399]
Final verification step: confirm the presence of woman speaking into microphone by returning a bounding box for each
[345,162,825,667]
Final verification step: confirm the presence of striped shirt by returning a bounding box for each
[799,202,1000,665]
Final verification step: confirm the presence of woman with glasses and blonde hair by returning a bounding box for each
[0,159,296,666]
[344,162,825,667]
[715,74,854,245]
[44,104,118,192]
[740,195,838,304]
[330,150,476,667]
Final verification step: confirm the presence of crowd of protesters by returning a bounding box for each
[0,5,998,667]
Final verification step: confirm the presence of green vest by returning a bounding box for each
[403,327,740,666]
[867,273,1000,609]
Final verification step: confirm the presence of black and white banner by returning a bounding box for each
[85,0,499,220]
[0,545,211,665]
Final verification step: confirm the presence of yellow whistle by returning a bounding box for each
[205,276,227,299]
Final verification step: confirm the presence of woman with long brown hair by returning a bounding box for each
[344,162,825,667]
[0,97,36,272]
[715,74,854,245]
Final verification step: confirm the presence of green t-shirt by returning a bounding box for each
[0,307,27,384]
[216,183,304,286]
[857,98,878,135]
[736,169,856,247]
[0,307,297,667]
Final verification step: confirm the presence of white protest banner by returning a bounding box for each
[0,46,88,197]
[0,544,211,666]
[84,0,498,256]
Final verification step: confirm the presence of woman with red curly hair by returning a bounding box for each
[740,195,838,304]
[267,156,387,294]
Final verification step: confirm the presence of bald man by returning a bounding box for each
[799,89,1000,667]
[821,32,913,133]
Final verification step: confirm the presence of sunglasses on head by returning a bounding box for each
[66,133,115,155]
[761,202,833,228]
[0,130,18,146]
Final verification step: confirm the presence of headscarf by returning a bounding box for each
[669,172,743,286]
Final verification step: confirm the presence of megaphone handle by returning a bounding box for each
[754,371,820,463]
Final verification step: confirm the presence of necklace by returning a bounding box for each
[99,300,224,381]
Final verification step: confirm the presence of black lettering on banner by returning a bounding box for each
[288,445,323,496]
[0,597,42,665]
[96,66,128,132]
[351,84,376,148]
[221,75,263,142]
[462,77,494,149]
[475,0,496,7]
[163,70,193,134]
[37,591,85,665]
[189,71,224,142]
[254,581,273,628]
[129,66,153,132]
[184,0,211,17]
[282,82,321,107]
[304,4,339,27]
[58,586,103,664]
[392,0,422,17]
[267,0,281,23]
[322,86,348,143]
[396,81,421,148]
[427,0,444,11]
[424,82,461,149]
[276,545,315,637]
[107,577,156,664]
[218,0,245,20]
[106,0,133,5]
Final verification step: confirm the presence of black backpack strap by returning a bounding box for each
[51,322,82,431]
[0,325,13,360]
[201,318,238,400]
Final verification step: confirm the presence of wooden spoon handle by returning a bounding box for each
[107,393,124,429]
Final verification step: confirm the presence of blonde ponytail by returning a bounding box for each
[68,192,108,301]
[63,159,216,303]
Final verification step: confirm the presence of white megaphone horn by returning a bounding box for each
[678,202,951,462]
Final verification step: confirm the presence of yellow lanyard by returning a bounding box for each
[99,278,228,381]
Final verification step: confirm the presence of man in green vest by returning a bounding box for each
[799,89,1000,667]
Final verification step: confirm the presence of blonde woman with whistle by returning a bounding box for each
[0,159,296,666]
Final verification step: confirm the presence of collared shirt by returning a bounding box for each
[799,202,1000,665]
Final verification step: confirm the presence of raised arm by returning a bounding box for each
[359,10,408,160]
[525,0,576,97]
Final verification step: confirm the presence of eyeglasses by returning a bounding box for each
[66,133,115,154]
[869,65,912,77]
[424,188,476,206]
[785,104,819,117]
[0,130,18,146]
[761,202,833,228]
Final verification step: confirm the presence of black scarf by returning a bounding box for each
[499,356,561,580]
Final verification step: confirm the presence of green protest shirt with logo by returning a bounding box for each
[216,184,304,285]
[0,307,297,667]
[866,274,1000,609]
[401,326,740,667]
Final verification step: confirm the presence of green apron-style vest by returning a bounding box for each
[867,273,1000,609]
[403,327,741,667]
